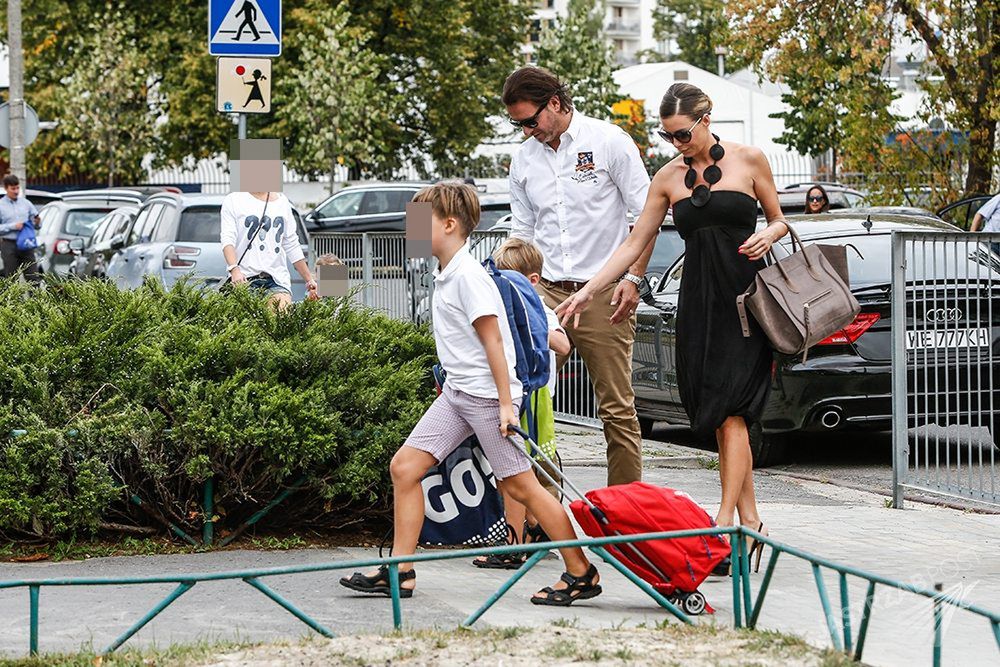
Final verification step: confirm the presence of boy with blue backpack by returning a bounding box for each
[340,182,601,606]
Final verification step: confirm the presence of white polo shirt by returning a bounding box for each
[508,111,651,282]
[432,242,522,400]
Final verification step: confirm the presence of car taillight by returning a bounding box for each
[54,239,71,255]
[163,245,200,269]
[818,312,881,345]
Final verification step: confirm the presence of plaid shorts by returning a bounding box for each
[404,385,530,480]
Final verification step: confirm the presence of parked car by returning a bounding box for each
[631,211,993,467]
[304,182,428,233]
[477,192,511,231]
[25,189,63,207]
[36,190,148,275]
[779,182,867,214]
[105,192,311,301]
[937,193,998,230]
[67,206,138,278]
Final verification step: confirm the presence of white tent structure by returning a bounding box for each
[613,61,815,183]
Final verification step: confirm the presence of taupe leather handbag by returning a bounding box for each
[736,224,860,361]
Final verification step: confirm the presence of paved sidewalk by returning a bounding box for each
[0,428,997,666]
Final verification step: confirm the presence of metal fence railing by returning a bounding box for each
[4,526,998,665]
[310,231,601,427]
[891,231,1000,508]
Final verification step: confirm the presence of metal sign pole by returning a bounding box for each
[7,0,26,184]
[238,114,247,140]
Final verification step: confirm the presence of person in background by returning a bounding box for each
[0,174,42,283]
[804,185,830,214]
[220,190,317,309]
[970,192,1000,255]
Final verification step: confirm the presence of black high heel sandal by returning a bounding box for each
[339,564,416,597]
[530,564,602,607]
[748,522,767,573]
[524,521,550,545]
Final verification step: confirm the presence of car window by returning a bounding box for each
[647,227,685,276]
[359,190,399,216]
[842,192,867,207]
[151,205,178,242]
[37,206,59,233]
[658,259,684,294]
[479,204,512,231]
[127,204,161,245]
[113,211,134,238]
[176,206,222,243]
[938,197,991,230]
[390,189,415,212]
[90,214,115,244]
[64,210,110,237]
[317,190,364,218]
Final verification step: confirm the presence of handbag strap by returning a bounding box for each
[235,193,271,268]
[736,293,751,338]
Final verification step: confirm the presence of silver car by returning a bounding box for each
[106,193,311,301]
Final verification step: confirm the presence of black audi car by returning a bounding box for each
[632,211,997,466]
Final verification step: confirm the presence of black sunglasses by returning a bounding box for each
[657,115,704,144]
[509,102,547,129]
[808,195,826,202]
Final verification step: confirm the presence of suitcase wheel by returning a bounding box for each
[680,591,707,616]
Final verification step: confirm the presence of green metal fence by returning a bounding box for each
[2,526,997,665]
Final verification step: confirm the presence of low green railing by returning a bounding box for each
[1,526,997,665]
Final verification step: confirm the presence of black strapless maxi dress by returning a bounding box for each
[672,190,772,439]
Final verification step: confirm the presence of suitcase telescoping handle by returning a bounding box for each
[506,425,609,526]
[507,425,674,586]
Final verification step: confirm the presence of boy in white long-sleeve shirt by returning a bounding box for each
[220,191,317,308]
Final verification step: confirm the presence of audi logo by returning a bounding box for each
[925,308,963,322]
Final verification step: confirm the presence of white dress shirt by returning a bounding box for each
[508,111,651,282]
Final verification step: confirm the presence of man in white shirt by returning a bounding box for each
[503,66,656,485]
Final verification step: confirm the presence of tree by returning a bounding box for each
[48,5,160,185]
[652,0,745,73]
[535,0,620,119]
[728,0,1000,201]
[9,0,532,182]
[276,2,388,190]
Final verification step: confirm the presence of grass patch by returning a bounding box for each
[0,537,198,564]
[0,639,252,667]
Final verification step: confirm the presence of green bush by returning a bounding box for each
[0,277,436,540]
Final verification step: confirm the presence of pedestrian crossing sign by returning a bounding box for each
[217,57,272,114]
[209,0,281,57]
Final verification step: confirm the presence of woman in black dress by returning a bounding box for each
[557,83,787,568]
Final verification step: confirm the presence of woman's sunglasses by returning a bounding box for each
[808,195,826,203]
[509,102,547,129]
[657,115,705,144]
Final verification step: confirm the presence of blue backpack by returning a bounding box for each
[482,258,550,425]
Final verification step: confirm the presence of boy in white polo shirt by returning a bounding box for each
[340,183,600,606]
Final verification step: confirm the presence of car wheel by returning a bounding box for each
[749,421,789,468]
[639,417,655,438]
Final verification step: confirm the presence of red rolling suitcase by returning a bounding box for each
[569,482,729,614]
[510,426,728,615]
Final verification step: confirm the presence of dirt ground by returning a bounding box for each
[200,623,858,667]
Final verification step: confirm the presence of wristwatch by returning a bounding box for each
[621,272,654,305]
[620,273,643,287]
[226,264,239,273]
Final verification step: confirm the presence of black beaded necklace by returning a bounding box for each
[683,133,725,207]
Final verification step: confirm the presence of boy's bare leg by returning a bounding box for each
[501,470,598,595]
[362,445,437,590]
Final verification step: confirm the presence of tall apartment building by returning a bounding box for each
[526,0,666,67]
